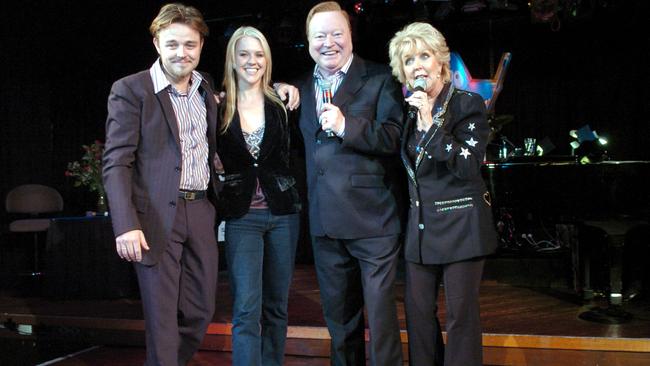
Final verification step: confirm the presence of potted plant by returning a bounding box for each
[65,140,107,215]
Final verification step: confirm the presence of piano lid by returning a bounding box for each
[481,160,650,221]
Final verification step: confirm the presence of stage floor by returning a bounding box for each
[2,264,650,365]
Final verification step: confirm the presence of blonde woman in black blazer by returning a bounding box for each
[389,22,498,366]
[217,26,301,366]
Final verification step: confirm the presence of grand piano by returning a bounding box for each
[481,158,650,322]
[483,158,650,227]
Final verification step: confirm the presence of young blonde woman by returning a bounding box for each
[217,26,301,366]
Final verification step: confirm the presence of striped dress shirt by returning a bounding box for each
[150,60,210,191]
[313,55,354,115]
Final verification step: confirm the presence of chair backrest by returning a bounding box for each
[450,51,512,114]
[5,184,64,215]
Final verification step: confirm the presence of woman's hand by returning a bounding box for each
[405,90,434,131]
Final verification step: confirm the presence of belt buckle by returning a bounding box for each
[184,191,196,200]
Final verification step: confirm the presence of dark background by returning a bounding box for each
[2,0,649,222]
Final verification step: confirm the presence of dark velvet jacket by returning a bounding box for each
[216,98,301,220]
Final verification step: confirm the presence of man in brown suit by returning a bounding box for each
[102,3,221,365]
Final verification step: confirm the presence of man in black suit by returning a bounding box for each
[102,4,220,365]
[296,2,405,365]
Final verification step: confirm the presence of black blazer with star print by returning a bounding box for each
[400,84,497,264]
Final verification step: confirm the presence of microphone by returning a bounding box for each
[319,80,335,138]
[407,78,428,120]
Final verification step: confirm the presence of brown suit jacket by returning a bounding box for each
[102,70,219,265]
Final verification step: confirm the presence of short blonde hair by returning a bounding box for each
[388,22,451,86]
[221,26,286,133]
[305,1,351,37]
[149,3,209,39]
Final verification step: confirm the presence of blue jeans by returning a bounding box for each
[225,209,299,366]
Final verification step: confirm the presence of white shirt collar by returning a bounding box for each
[313,54,354,80]
[149,59,203,95]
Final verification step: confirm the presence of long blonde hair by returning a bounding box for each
[221,26,285,133]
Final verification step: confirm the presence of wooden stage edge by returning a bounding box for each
[3,313,649,354]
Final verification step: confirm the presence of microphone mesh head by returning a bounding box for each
[413,78,427,91]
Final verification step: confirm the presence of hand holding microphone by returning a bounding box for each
[405,78,435,131]
[319,80,336,138]
[406,78,429,119]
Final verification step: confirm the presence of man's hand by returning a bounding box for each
[319,103,346,137]
[213,91,226,105]
[115,229,149,262]
[274,83,300,110]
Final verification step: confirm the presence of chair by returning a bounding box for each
[5,184,64,275]
[450,51,512,115]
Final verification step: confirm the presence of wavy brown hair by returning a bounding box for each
[149,3,209,39]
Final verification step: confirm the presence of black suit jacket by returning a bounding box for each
[216,99,301,220]
[297,55,405,238]
[401,84,497,264]
[103,70,220,265]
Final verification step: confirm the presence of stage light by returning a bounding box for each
[530,0,559,23]
[569,124,609,163]
[592,130,608,146]
[353,1,364,14]
[569,129,578,139]
[536,136,555,156]
[17,324,32,335]
[462,0,487,13]
[576,124,596,143]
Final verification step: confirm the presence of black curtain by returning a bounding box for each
[2,0,648,224]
